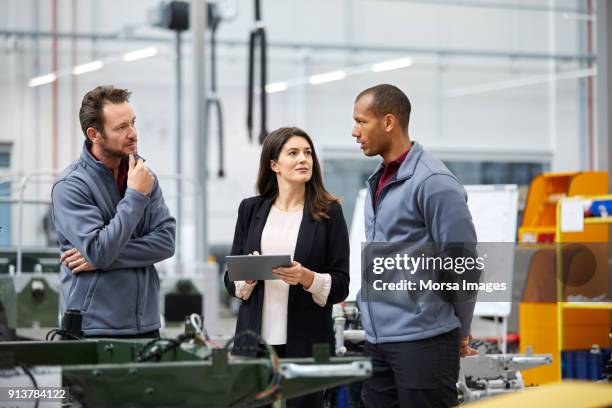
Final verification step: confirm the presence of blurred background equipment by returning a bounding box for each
[246,0,268,144]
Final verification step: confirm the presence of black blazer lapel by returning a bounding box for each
[247,196,274,254]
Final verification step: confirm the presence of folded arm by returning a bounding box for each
[58,180,176,272]
[52,179,150,270]
[104,181,175,269]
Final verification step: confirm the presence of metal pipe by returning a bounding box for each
[31,0,41,228]
[16,171,58,275]
[175,30,183,268]
[71,0,77,160]
[385,0,590,15]
[547,0,558,169]
[281,362,371,379]
[0,29,597,63]
[344,329,365,342]
[51,0,58,172]
[596,2,612,182]
[192,0,208,263]
[578,0,587,170]
[587,0,594,170]
[0,198,52,205]
[333,312,347,356]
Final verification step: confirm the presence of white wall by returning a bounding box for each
[0,0,594,251]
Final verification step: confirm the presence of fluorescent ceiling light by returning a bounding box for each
[445,67,596,98]
[122,47,158,62]
[72,60,104,75]
[28,73,57,87]
[309,70,346,85]
[265,82,289,93]
[371,57,413,73]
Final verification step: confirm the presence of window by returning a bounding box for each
[323,157,547,230]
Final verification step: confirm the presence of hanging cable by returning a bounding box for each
[206,2,226,177]
[18,364,40,408]
[246,0,268,145]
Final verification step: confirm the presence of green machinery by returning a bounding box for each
[0,331,371,407]
[0,247,63,330]
[0,273,60,330]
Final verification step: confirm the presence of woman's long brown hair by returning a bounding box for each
[256,127,340,221]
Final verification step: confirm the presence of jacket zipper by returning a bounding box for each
[365,180,378,342]
[104,166,142,333]
[135,271,141,332]
[366,174,412,342]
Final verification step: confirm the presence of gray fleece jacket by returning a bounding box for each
[357,141,477,344]
[52,145,175,336]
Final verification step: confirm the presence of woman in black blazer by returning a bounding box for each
[224,127,350,408]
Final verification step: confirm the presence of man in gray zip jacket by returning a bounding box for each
[52,86,175,338]
[353,84,478,407]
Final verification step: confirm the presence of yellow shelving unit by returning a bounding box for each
[561,302,612,311]
[519,172,610,385]
[554,195,612,383]
[585,217,612,225]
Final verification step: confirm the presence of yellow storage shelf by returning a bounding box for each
[584,217,612,224]
[560,302,612,311]
[554,195,611,383]
[519,172,610,386]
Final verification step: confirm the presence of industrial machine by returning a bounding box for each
[458,353,552,403]
[332,303,553,405]
[0,314,371,407]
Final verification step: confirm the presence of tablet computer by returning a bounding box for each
[226,254,292,281]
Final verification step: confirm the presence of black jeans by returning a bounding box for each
[361,329,460,408]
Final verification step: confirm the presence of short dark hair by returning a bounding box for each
[256,127,340,221]
[356,84,411,131]
[79,86,132,146]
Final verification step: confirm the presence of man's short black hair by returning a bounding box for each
[356,84,411,131]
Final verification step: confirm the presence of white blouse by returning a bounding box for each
[234,205,332,345]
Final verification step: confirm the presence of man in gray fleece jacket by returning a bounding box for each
[353,84,478,407]
[52,86,175,338]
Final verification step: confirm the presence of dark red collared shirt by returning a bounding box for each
[115,160,128,197]
[87,146,129,197]
[374,149,410,207]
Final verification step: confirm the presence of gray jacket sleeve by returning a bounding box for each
[417,174,478,338]
[52,179,151,270]
[104,181,176,270]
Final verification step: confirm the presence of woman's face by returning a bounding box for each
[271,136,313,185]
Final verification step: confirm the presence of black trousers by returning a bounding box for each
[361,329,460,408]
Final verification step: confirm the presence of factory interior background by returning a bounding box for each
[1,0,611,406]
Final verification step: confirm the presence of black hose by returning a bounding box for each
[247,30,256,142]
[207,3,226,177]
[247,0,268,145]
[258,27,268,144]
[18,363,39,408]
